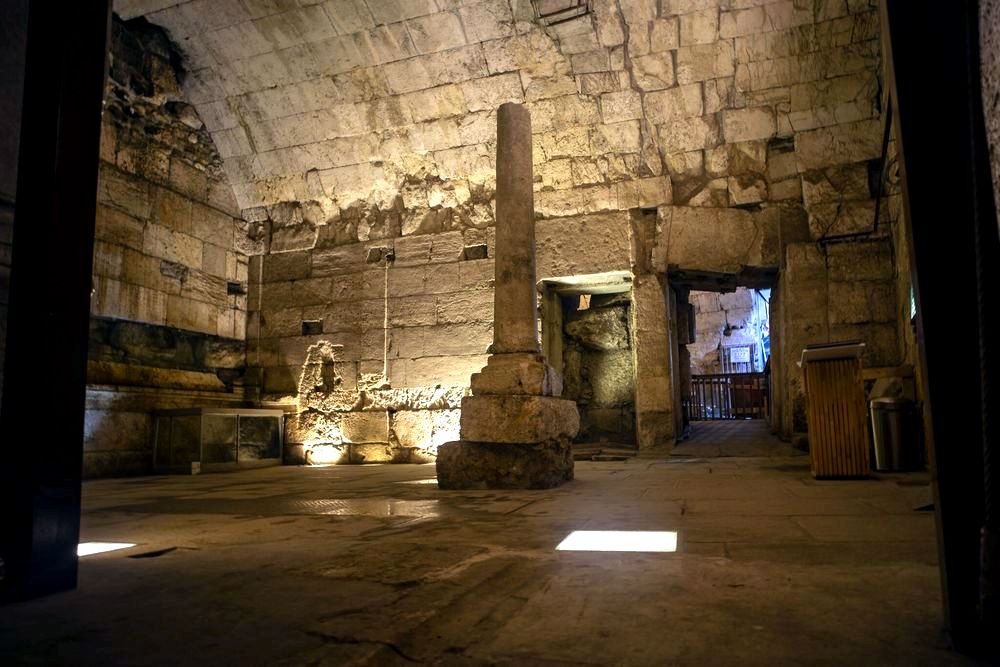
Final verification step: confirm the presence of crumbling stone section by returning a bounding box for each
[438,103,578,489]
[84,17,254,477]
[284,340,465,465]
[94,17,251,340]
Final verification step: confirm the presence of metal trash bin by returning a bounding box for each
[870,397,916,471]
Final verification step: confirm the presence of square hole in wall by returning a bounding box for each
[463,244,488,260]
[302,320,323,335]
[227,281,246,295]
[366,247,393,264]
[533,0,591,25]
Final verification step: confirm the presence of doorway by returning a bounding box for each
[683,287,771,423]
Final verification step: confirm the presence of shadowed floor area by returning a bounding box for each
[1,456,959,665]
[673,419,806,458]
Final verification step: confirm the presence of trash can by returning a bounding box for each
[870,397,916,471]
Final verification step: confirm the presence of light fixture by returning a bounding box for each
[555,531,678,553]
[77,542,136,557]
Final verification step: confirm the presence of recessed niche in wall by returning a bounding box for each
[227,281,246,295]
[366,246,392,263]
[302,319,323,335]
[463,244,488,260]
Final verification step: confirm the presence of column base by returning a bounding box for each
[470,352,562,396]
[460,394,580,443]
[436,439,574,489]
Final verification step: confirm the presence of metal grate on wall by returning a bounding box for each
[532,0,591,26]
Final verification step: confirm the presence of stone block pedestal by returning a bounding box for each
[436,439,573,489]
[460,394,579,443]
[437,393,578,489]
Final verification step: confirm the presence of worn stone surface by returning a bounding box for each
[561,298,635,444]
[93,18,249,344]
[564,306,630,351]
[470,353,563,396]
[436,438,574,489]
[112,0,883,239]
[78,16,256,477]
[630,274,676,450]
[493,103,539,354]
[460,394,579,444]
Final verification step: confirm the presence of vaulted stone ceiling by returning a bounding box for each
[113,0,881,242]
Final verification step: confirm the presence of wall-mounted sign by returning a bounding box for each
[730,346,751,363]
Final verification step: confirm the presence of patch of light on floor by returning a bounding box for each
[298,499,440,518]
[77,542,136,557]
[555,531,678,553]
[396,478,439,484]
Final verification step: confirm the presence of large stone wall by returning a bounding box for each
[265,209,638,462]
[105,0,898,457]
[84,17,254,477]
[777,237,899,434]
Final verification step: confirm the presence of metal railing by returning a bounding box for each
[685,372,769,421]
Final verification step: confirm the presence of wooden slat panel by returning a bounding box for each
[804,358,868,478]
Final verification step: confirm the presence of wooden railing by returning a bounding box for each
[685,372,769,421]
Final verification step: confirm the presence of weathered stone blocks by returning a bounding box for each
[470,353,563,396]
[436,439,573,490]
[459,394,579,444]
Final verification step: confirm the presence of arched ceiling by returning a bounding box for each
[110,0,881,242]
[111,0,627,222]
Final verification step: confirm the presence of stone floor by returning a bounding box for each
[1,444,967,665]
[673,419,807,457]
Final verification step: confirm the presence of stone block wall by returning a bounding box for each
[253,227,494,463]
[260,209,644,461]
[105,0,903,456]
[83,17,254,477]
[95,18,251,341]
[778,237,900,434]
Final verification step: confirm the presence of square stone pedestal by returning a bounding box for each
[436,393,579,489]
[436,439,573,489]
[459,394,579,443]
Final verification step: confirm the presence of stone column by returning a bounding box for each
[630,274,676,452]
[436,103,579,490]
[493,103,539,354]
